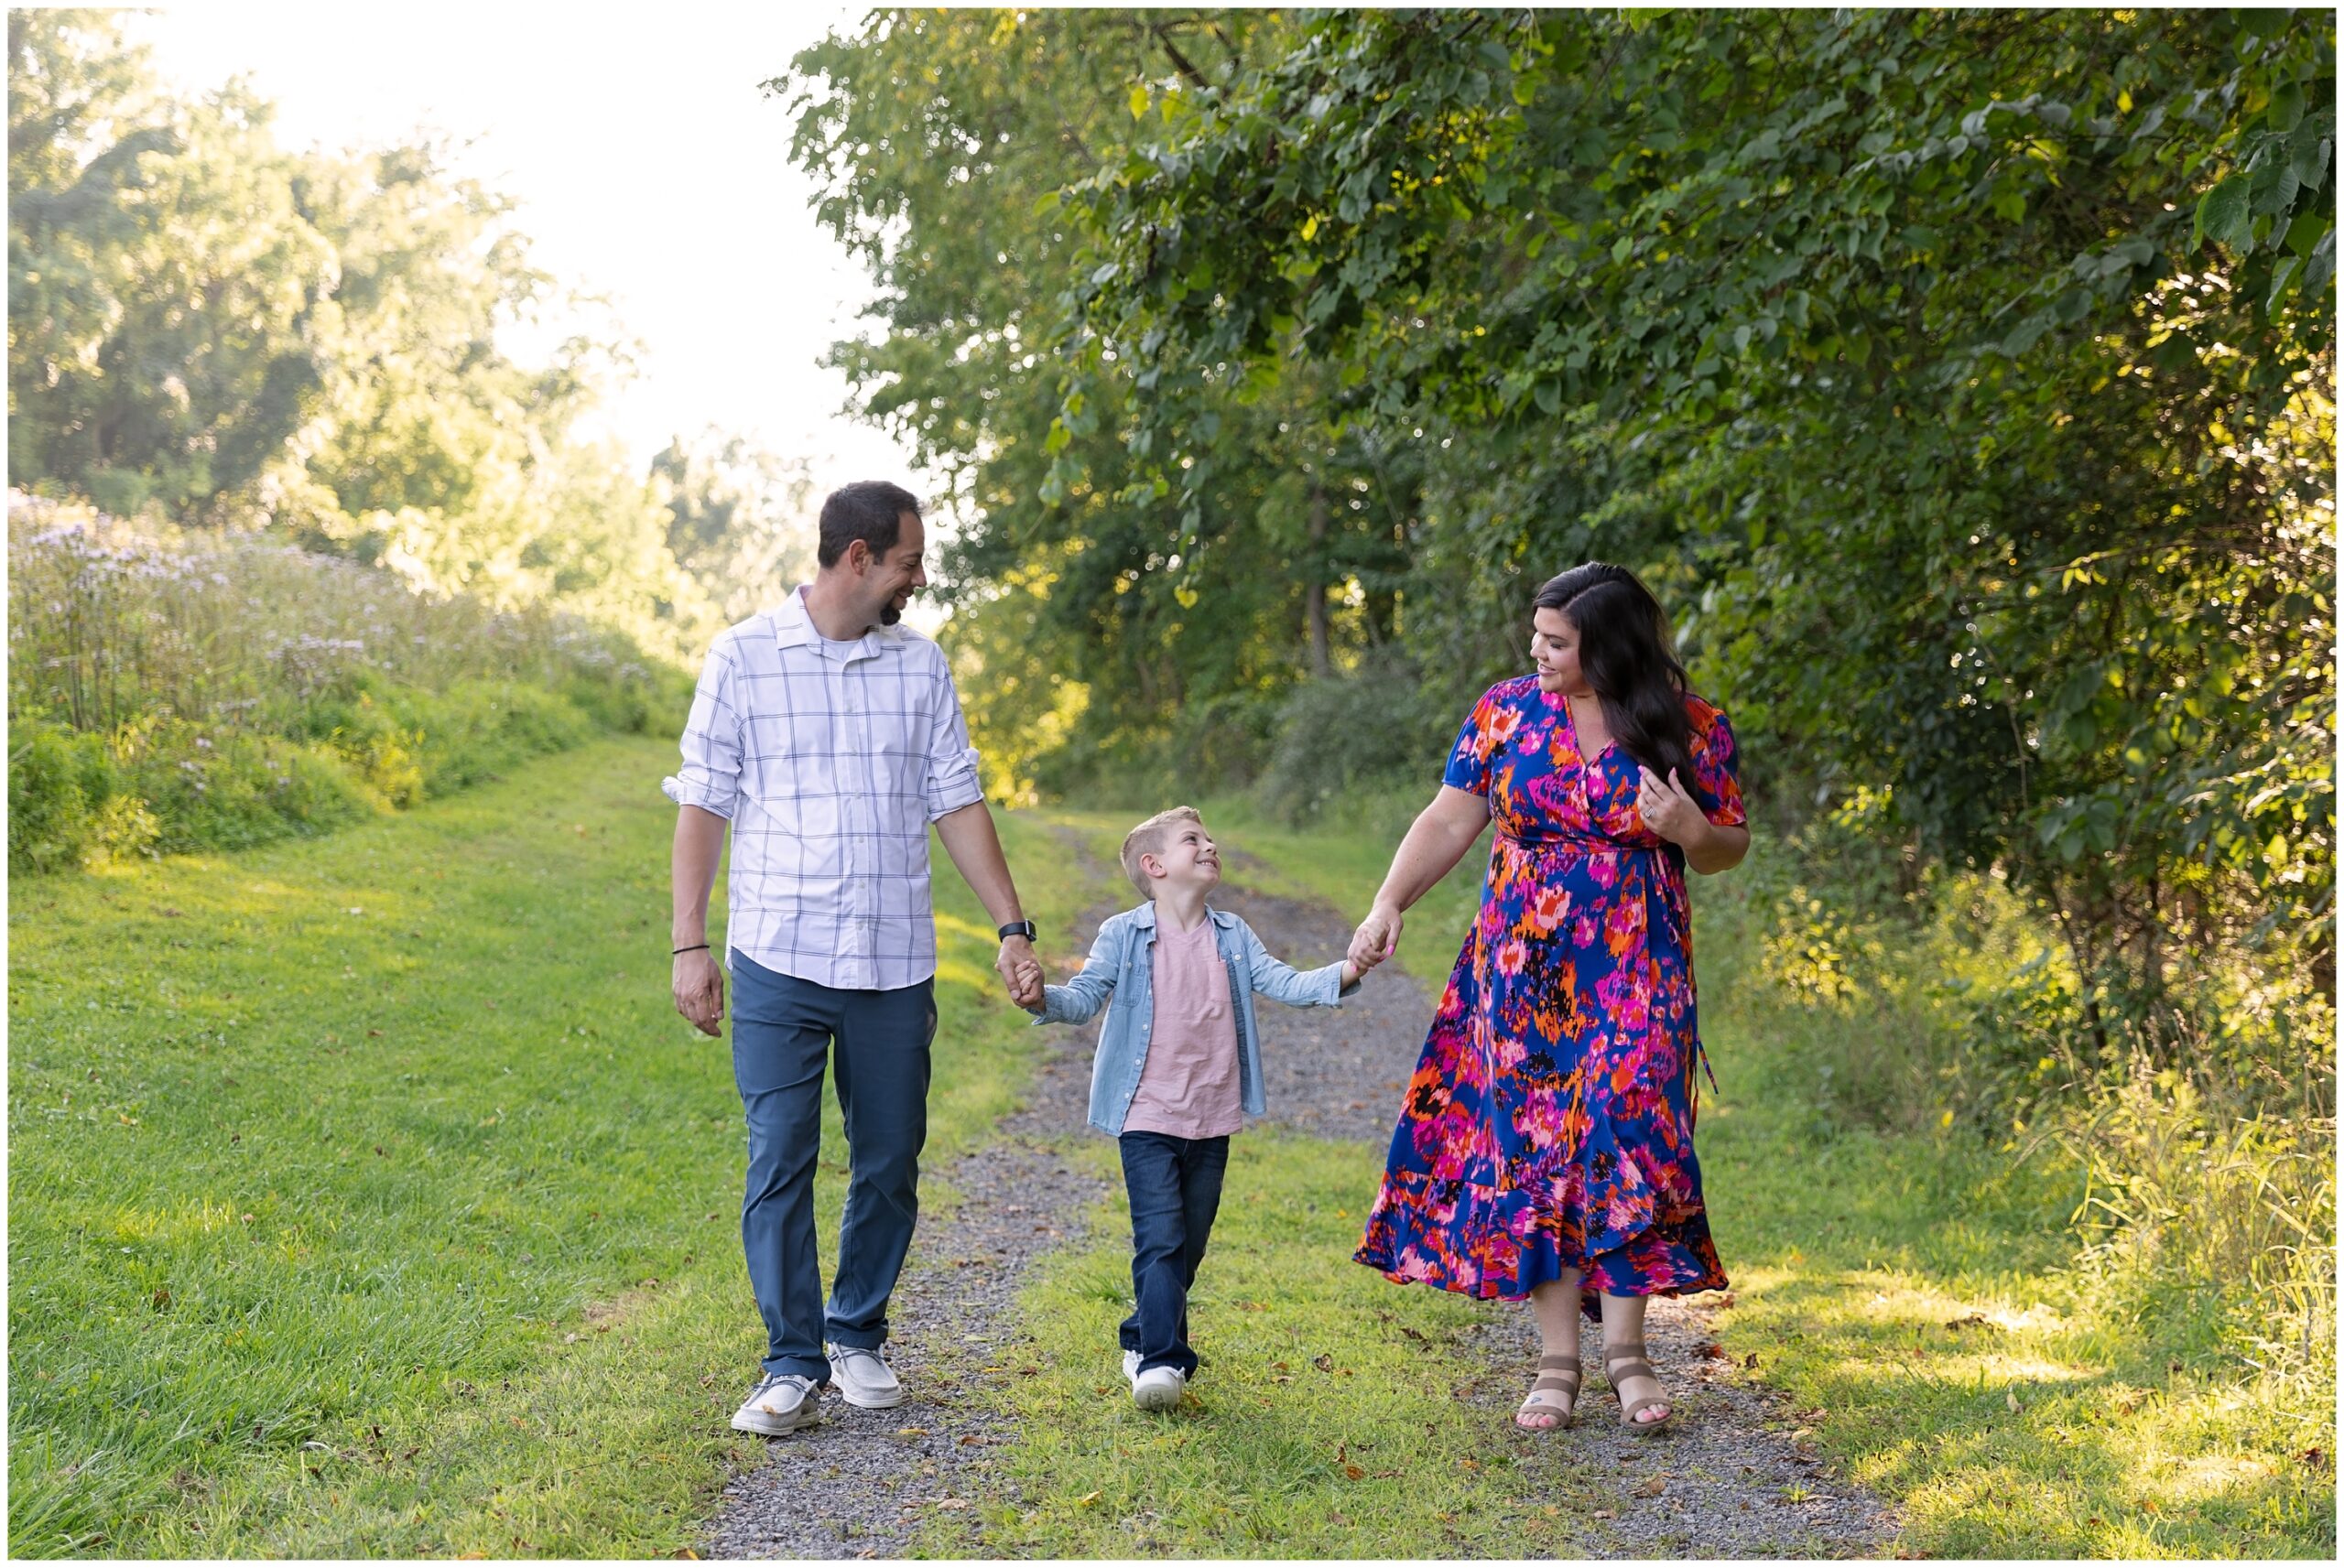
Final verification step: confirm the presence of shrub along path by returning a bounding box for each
[706,821,1894,1559]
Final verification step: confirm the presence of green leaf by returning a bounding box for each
[1130,83,1150,121]
[2284,209,2326,257]
[2268,81,2305,135]
[2266,254,2302,312]
[2194,172,2253,253]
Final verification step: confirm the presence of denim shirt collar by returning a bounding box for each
[1128,902,1239,937]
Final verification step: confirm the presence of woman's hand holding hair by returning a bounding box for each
[1636,764,1751,873]
[1634,765,1705,846]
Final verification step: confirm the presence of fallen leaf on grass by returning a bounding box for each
[957,1434,983,1447]
[893,1427,929,1438]
[1696,1342,1726,1359]
[1635,1475,1666,1498]
[1075,1491,1101,1509]
[930,1498,971,1510]
[2005,1389,2023,1412]
[1591,1509,1616,1520]
[1342,1465,1365,1480]
[1312,1353,1334,1372]
[1743,1352,1759,1368]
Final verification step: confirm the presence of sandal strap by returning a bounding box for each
[1619,1392,1671,1422]
[1531,1370,1580,1391]
[1606,1356,1657,1381]
[1537,1354,1581,1371]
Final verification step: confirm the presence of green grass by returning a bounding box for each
[6,734,1093,1556]
[976,795,2333,1560]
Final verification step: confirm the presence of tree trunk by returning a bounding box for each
[1306,480,1330,676]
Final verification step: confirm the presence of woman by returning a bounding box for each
[1350,562,1748,1433]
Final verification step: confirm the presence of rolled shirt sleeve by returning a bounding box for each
[923,659,986,821]
[661,639,744,819]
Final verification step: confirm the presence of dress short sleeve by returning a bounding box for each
[1441,685,1514,796]
[1686,704,1747,827]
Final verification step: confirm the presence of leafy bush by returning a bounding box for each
[1256,655,1456,825]
[6,495,691,870]
[7,719,114,873]
[118,719,376,856]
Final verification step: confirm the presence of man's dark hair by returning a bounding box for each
[817,481,921,569]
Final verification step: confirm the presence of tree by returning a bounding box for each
[1056,6,2335,1069]
[781,9,1417,787]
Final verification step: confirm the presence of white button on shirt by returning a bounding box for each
[662,586,986,991]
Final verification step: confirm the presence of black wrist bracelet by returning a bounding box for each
[672,943,710,956]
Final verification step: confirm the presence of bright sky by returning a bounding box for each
[130,2,922,503]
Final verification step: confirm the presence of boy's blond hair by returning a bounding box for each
[1120,806,1205,899]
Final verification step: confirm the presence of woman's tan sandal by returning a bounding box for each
[1604,1342,1675,1434]
[1515,1353,1580,1430]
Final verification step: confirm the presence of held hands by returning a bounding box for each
[1348,901,1404,975]
[672,948,725,1036]
[1635,765,1705,846]
[997,935,1045,1011]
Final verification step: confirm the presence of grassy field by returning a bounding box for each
[11,769,2328,1558]
[971,794,2327,1560]
[5,735,1092,1556]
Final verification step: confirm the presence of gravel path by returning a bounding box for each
[706,829,1896,1559]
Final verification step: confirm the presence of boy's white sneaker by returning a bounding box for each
[730,1372,820,1435]
[1133,1365,1186,1411]
[1123,1348,1142,1383]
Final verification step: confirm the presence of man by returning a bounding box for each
[664,480,1045,1436]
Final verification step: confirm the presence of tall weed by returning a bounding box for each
[6,492,689,869]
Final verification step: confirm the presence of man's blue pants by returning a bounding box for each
[729,951,935,1381]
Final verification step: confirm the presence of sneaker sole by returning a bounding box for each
[1133,1382,1183,1411]
[836,1384,906,1411]
[730,1403,819,1436]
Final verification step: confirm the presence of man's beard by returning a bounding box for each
[879,600,903,626]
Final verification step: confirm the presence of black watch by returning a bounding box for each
[997,920,1037,942]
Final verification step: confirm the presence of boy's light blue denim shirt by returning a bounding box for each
[1031,900,1355,1135]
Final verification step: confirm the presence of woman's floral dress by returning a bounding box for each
[1355,676,1745,1314]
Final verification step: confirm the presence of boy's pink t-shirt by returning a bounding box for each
[1121,912,1243,1139]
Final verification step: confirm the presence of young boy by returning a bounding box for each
[1026,806,1362,1410]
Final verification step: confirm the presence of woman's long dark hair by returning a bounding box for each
[1535,562,1696,784]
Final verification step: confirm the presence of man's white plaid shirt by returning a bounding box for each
[662,586,985,990]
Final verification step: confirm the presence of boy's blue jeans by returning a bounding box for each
[1118,1130,1231,1378]
[730,950,936,1382]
